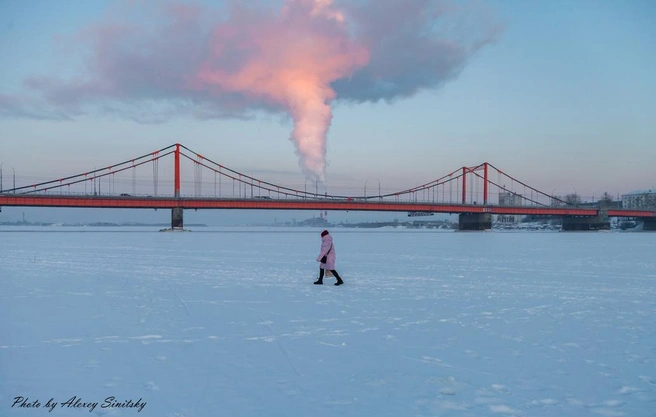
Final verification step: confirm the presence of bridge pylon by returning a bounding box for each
[562,212,610,231]
[172,143,183,229]
[172,207,184,229]
[458,213,492,230]
[643,218,656,231]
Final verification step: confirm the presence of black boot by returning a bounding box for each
[332,271,344,286]
[314,269,325,285]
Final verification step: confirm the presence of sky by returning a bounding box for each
[1,0,655,223]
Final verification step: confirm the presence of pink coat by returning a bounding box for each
[316,234,336,270]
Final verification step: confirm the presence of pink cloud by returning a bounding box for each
[3,0,500,180]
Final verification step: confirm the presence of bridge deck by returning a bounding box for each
[2,194,655,218]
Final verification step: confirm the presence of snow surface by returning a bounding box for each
[1,227,655,416]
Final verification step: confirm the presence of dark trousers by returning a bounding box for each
[319,268,343,281]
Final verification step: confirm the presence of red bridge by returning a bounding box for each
[1,144,654,230]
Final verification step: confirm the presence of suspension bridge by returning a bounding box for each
[1,144,654,230]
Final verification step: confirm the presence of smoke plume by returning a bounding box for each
[2,0,499,180]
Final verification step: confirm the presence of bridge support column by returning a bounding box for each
[458,213,492,231]
[172,207,184,229]
[642,217,656,231]
[562,215,609,231]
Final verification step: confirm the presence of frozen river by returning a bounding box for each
[1,227,655,416]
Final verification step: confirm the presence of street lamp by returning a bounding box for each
[12,167,16,193]
[376,178,381,200]
[364,180,368,199]
[0,162,3,193]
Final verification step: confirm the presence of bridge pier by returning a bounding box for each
[458,213,492,231]
[172,207,184,229]
[562,214,609,231]
[642,217,656,231]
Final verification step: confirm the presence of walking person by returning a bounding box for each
[314,230,344,286]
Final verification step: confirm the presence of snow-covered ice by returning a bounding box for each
[1,227,655,416]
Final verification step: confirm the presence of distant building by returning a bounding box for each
[297,212,329,227]
[497,192,524,223]
[622,189,656,209]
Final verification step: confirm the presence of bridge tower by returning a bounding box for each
[171,144,184,229]
[458,163,492,230]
